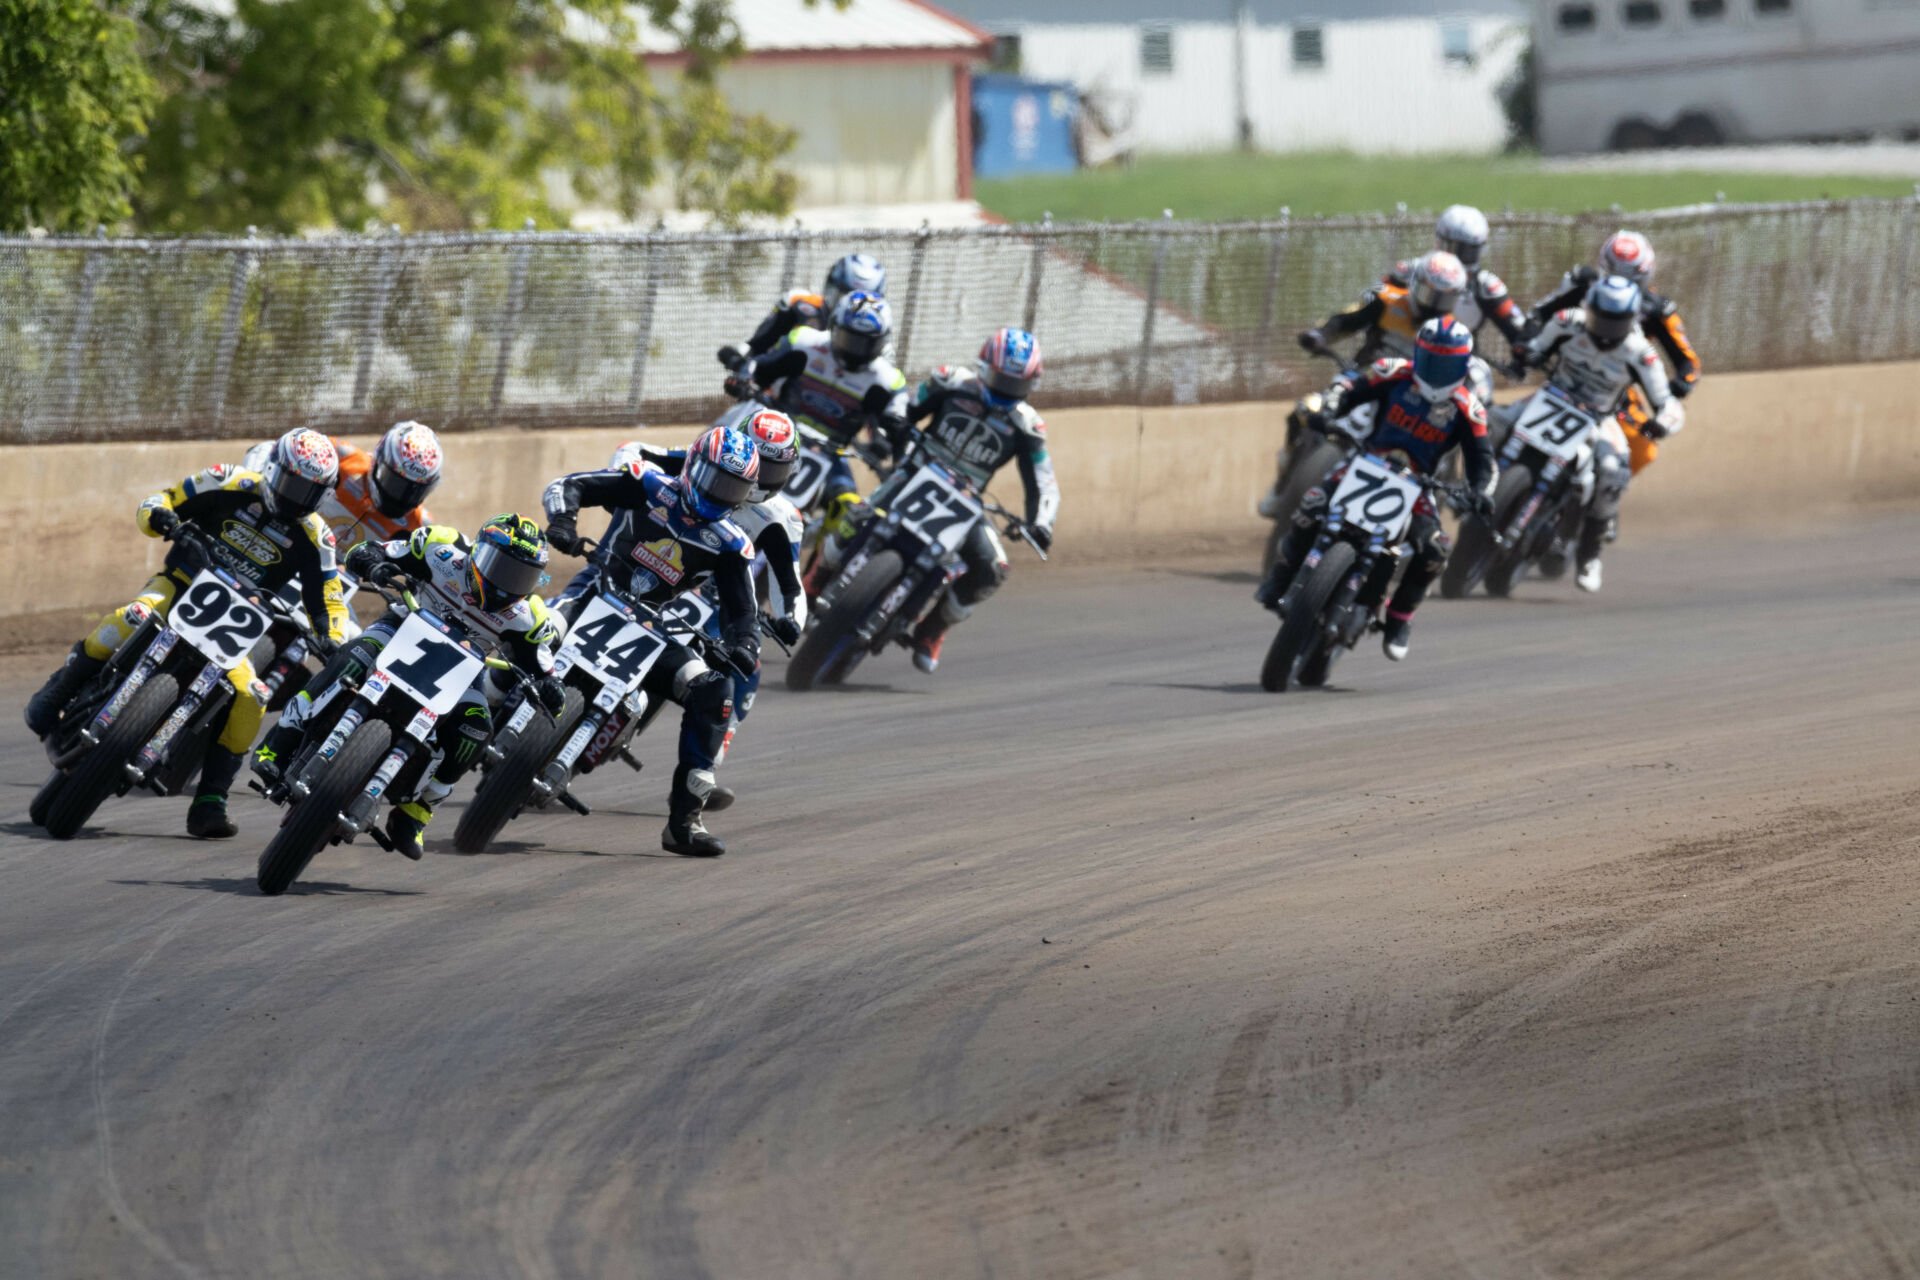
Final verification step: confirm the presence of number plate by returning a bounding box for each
[890,466,983,553]
[1511,390,1600,461]
[167,570,270,670]
[560,597,672,693]
[373,612,486,715]
[784,445,833,511]
[1328,456,1423,540]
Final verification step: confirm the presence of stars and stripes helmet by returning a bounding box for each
[371,420,442,518]
[262,428,339,519]
[1412,317,1474,404]
[678,425,761,522]
[978,327,1043,405]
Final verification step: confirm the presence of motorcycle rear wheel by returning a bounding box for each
[256,718,393,896]
[1443,465,1533,599]
[1482,467,1540,600]
[42,673,181,841]
[1261,541,1355,693]
[452,689,582,854]
[786,550,903,691]
[1260,438,1345,575]
[28,770,66,828]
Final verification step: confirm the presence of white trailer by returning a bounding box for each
[1535,0,1920,153]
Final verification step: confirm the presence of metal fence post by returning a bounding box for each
[779,221,803,296]
[628,232,662,423]
[1898,189,1920,358]
[895,221,932,374]
[1134,211,1172,402]
[207,227,257,433]
[351,234,398,415]
[488,226,535,427]
[53,230,109,437]
[1248,207,1290,398]
[1022,212,1051,333]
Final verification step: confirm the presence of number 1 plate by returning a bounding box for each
[373,612,486,715]
[168,570,270,670]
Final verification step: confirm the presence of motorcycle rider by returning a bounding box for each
[1425,205,1530,371]
[540,424,764,857]
[254,515,567,859]
[1255,318,1495,661]
[552,437,665,619]
[1528,230,1701,476]
[1264,251,1472,517]
[727,252,888,364]
[243,420,445,548]
[862,326,1058,674]
[26,429,350,838]
[1517,274,1679,593]
[727,290,910,551]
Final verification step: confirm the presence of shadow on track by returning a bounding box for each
[111,877,424,897]
[0,820,106,840]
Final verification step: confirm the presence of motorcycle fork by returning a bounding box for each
[131,661,230,789]
[540,704,609,800]
[291,691,374,803]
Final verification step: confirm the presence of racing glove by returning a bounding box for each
[723,368,758,401]
[363,560,406,588]
[717,344,747,372]
[1029,525,1054,553]
[1463,490,1495,521]
[544,513,582,556]
[147,506,181,538]
[726,640,760,677]
[766,614,801,647]
[1670,378,1693,399]
[344,542,383,579]
[535,675,567,717]
[1296,328,1328,354]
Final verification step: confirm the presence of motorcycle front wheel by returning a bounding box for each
[1482,466,1540,599]
[256,718,393,896]
[1442,465,1533,600]
[1261,541,1355,693]
[42,672,181,841]
[28,770,67,828]
[786,550,904,691]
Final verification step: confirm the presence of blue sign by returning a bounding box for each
[973,74,1080,179]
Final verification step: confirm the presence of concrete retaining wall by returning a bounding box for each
[6,360,1918,639]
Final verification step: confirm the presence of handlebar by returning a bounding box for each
[982,501,1049,562]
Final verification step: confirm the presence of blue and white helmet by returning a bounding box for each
[1412,317,1474,404]
[1584,274,1642,349]
[829,291,892,370]
[824,253,886,311]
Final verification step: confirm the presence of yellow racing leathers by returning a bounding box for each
[85,465,348,755]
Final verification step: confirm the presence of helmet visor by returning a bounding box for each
[1413,343,1470,391]
[1437,234,1482,269]
[831,325,885,368]
[754,453,795,494]
[372,460,437,515]
[471,539,546,599]
[270,466,330,518]
[689,455,755,510]
[1586,308,1637,347]
[983,365,1036,402]
[1411,277,1462,316]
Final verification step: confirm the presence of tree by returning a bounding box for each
[0,0,156,232]
[134,0,796,232]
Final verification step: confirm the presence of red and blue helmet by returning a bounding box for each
[677,425,761,522]
[1411,317,1474,403]
[978,327,1043,405]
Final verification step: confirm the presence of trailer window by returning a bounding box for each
[1689,0,1726,16]
[1623,0,1662,24]
[1291,25,1325,68]
[1139,25,1173,75]
[1441,21,1474,66]
[1558,3,1597,30]
[1755,0,1791,12]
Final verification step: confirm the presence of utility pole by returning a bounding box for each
[1232,0,1253,150]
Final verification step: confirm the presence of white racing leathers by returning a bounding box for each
[732,492,809,632]
[1518,309,1682,562]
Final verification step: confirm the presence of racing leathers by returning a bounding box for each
[541,466,761,839]
[738,325,910,521]
[1519,308,1677,574]
[1385,258,1529,369]
[25,464,348,833]
[1530,265,1701,474]
[738,289,830,361]
[1258,359,1494,636]
[261,526,562,852]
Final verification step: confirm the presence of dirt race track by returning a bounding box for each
[1,514,1917,1279]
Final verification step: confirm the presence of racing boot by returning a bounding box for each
[1381,612,1414,662]
[1255,525,1312,613]
[384,803,432,861]
[662,764,724,857]
[1575,515,1608,594]
[24,643,104,737]
[251,719,305,787]
[911,612,950,674]
[185,747,245,839]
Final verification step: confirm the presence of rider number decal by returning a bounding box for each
[1330,458,1421,538]
[168,570,270,670]
[892,468,983,553]
[784,448,832,509]
[1513,393,1599,458]
[562,596,675,690]
[374,612,485,715]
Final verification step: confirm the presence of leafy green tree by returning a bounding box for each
[135,0,796,232]
[0,0,156,231]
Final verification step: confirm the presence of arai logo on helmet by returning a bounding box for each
[285,430,337,479]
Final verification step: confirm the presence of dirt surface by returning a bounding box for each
[1,516,1917,1279]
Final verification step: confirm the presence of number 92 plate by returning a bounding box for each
[167,569,271,670]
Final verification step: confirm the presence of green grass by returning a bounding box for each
[975,151,1919,223]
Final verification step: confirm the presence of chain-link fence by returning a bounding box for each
[4,197,1917,444]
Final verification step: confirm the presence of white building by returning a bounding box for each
[941,0,1528,154]
[638,0,992,215]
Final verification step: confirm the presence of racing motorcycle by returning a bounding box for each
[30,527,322,840]
[251,583,528,895]
[1439,383,1602,600]
[786,442,1045,691]
[1259,449,1468,693]
[451,571,756,855]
